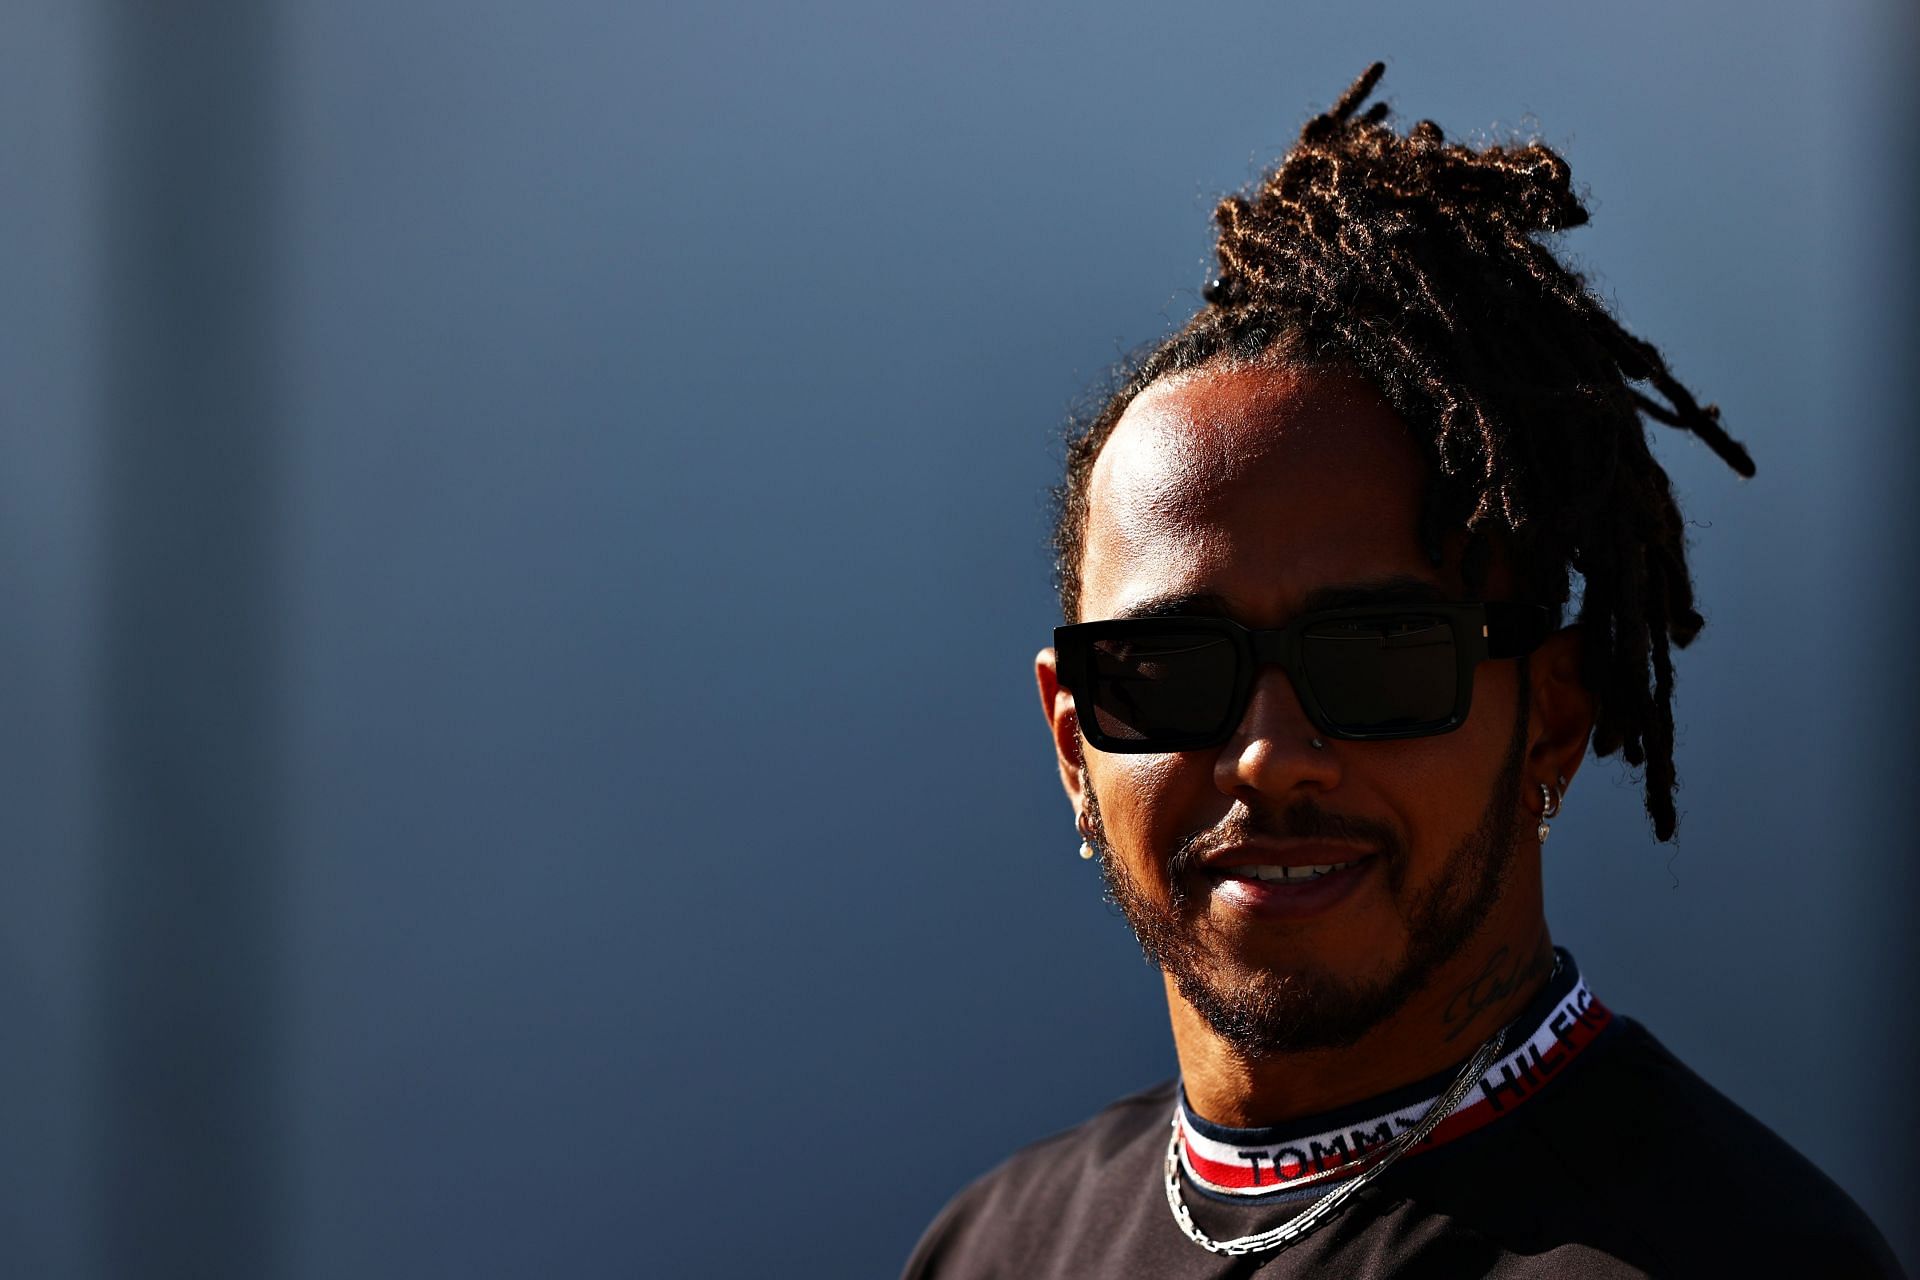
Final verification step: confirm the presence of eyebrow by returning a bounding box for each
[1111,575,1449,622]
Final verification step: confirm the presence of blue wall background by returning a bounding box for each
[1,2,1914,1276]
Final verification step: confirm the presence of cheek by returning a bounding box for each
[1386,663,1524,825]
[1090,754,1215,841]
[1459,661,1525,762]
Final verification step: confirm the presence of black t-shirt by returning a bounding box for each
[903,961,1901,1279]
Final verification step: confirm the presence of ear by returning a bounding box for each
[1525,626,1596,797]
[1035,647,1089,823]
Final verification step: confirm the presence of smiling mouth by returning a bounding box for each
[1219,858,1368,884]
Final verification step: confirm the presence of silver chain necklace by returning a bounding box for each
[1163,1024,1511,1257]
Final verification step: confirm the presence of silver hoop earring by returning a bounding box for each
[1537,782,1561,843]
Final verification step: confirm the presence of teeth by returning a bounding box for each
[1240,861,1359,882]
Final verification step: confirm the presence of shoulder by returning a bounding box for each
[900,1080,1175,1280]
[1516,1017,1902,1277]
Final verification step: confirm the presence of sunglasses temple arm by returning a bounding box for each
[1482,603,1557,658]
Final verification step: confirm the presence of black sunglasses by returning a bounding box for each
[1053,601,1554,753]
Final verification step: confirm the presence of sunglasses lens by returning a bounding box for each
[1301,614,1458,732]
[1084,631,1239,744]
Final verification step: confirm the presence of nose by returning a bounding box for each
[1214,666,1343,801]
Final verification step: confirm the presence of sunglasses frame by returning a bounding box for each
[1053,601,1554,753]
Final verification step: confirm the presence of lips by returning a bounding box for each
[1198,844,1382,920]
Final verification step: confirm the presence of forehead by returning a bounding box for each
[1080,363,1434,622]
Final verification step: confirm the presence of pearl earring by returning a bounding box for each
[1537,782,1562,843]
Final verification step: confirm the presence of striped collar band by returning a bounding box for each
[1177,960,1613,1197]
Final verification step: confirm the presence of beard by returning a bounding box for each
[1086,684,1531,1058]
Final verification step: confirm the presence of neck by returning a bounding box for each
[1171,920,1556,1130]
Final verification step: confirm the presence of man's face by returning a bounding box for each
[1044,362,1541,1055]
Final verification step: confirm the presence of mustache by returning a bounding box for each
[1168,800,1402,878]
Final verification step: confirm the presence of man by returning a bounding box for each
[903,65,1901,1278]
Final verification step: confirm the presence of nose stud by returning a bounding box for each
[1310,737,1326,751]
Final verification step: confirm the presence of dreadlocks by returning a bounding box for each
[1051,62,1753,842]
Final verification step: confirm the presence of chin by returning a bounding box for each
[1175,946,1422,1056]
